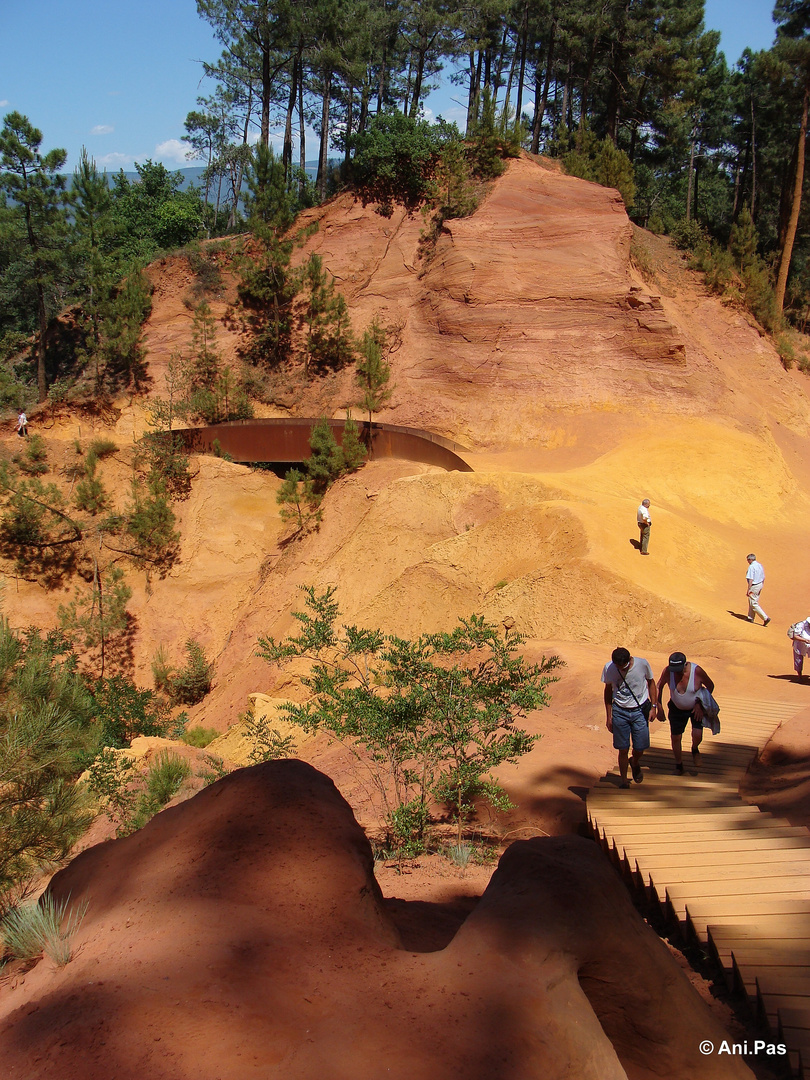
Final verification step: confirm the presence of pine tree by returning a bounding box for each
[356,317,393,426]
[0,113,69,402]
[237,144,299,368]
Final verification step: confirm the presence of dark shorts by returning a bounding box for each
[668,702,702,736]
[612,704,650,751]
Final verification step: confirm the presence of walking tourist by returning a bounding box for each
[15,410,27,437]
[602,647,657,788]
[656,652,715,775]
[789,617,810,678]
[637,499,651,555]
[745,554,770,625]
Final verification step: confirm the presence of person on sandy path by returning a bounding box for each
[656,652,715,776]
[789,617,810,679]
[745,553,770,625]
[602,647,657,788]
[637,499,651,555]
[15,410,27,437]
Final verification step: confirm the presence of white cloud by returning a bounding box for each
[0,100,9,108]
[97,151,132,169]
[155,138,189,164]
[91,124,114,136]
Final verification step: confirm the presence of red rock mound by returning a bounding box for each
[0,763,752,1080]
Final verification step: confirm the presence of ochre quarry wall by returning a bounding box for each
[296,155,688,447]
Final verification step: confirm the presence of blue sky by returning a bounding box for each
[0,0,779,174]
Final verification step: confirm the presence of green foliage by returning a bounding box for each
[349,112,454,216]
[242,707,297,763]
[57,564,131,664]
[123,751,192,834]
[339,413,367,473]
[299,254,356,375]
[73,456,107,515]
[356,318,393,424]
[670,218,707,252]
[466,89,521,181]
[562,130,637,209]
[257,587,561,848]
[84,746,137,831]
[198,753,229,786]
[144,750,191,805]
[15,433,48,476]
[0,620,95,900]
[685,209,778,332]
[304,416,366,497]
[90,674,184,750]
[237,144,301,369]
[97,269,153,390]
[182,725,218,749]
[87,438,117,460]
[108,161,203,263]
[0,467,81,581]
[2,893,88,966]
[158,639,214,706]
[125,478,180,567]
[276,467,322,533]
[0,112,68,402]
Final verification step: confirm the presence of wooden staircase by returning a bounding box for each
[587,697,810,1077]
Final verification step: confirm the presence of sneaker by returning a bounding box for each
[746,617,754,622]
[763,618,771,626]
[674,763,685,775]
[632,763,643,783]
[620,780,631,789]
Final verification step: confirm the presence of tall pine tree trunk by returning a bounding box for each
[531,19,556,154]
[299,65,307,200]
[775,83,809,316]
[283,50,300,178]
[316,69,332,201]
[515,5,528,131]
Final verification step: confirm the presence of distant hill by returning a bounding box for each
[60,161,324,191]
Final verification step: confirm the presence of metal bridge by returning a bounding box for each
[174,418,473,472]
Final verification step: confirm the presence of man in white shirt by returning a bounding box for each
[637,499,651,555]
[745,554,770,626]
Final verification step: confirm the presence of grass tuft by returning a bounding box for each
[2,893,88,966]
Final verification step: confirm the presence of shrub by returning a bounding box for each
[276,467,322,533]
[16,434,49,476]
[349,111,454,216]
[166,639,214,705]
[198,753,229,786]
[73,457,108,515]
[144,750,191,805]
[182,725,218,748]
[670,218,706,252]
[2,893,88,966]
[242,706,296,763]
[90,674,185,749]
[562,130,636,208]
[258,587,561,848]
[87,438,117,460]
[125,478,180,565]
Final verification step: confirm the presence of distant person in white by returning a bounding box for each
[637,499,651,555]
[789,617,810,677]
[745,554,769,625]
[15,410,27,437]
